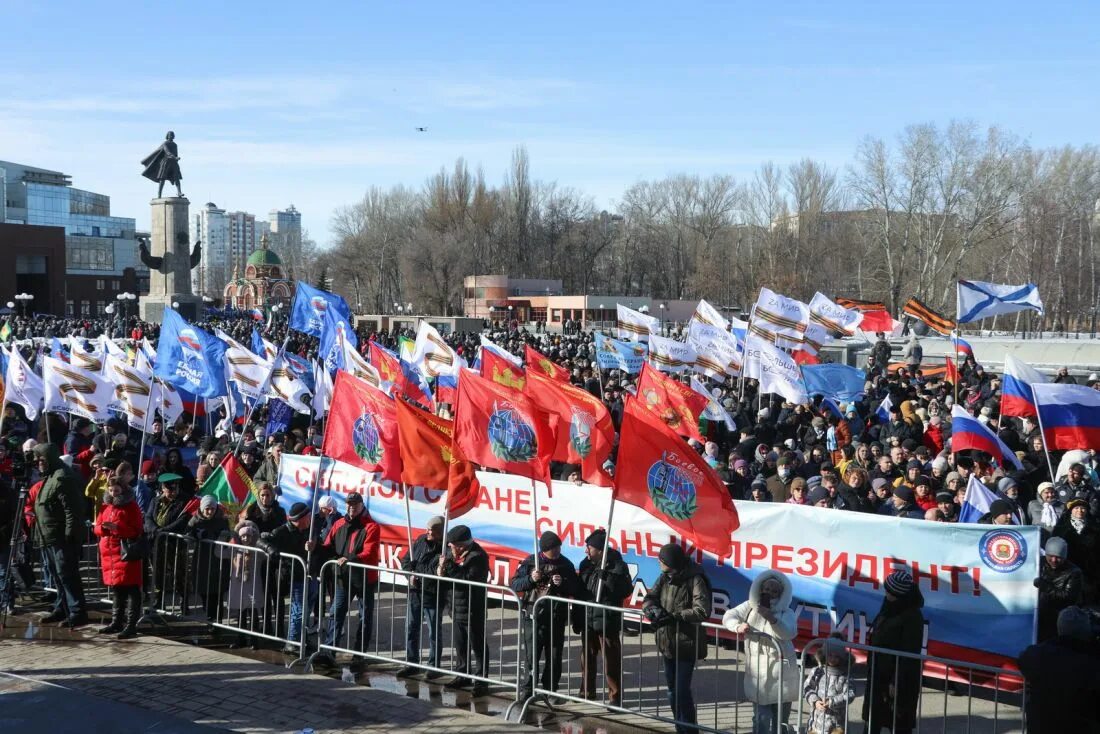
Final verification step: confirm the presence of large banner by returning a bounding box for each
[278,455,1038,667]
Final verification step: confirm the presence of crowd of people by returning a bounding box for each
[2,312,1099,733]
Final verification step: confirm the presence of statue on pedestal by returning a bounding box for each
[138,232,201,296]
[140,131,184,198]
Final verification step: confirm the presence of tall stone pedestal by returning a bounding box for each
[139,197,202,321]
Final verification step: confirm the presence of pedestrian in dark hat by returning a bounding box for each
[437,524,490,692]
[862,570,925,734]
[257,501,314,652]
[511,530,580,700]
[575,529,632,706]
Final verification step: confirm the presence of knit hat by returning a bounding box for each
[446,524,472,544]
[287,502,310,521]
[539,530,562,552]
[585,529,607,549]
[318,496,335,510]
[945,471,962,486]
[345,492,364,505]
[988,499,1014,518]
[733,459,747,470]
[1037,481,1055,495]
[427,515,445,529]
[894,485,914,503]
[931,457,949,472]
[141,459,157,476]
[199,495,218,512]
[935,491,954,503]
[884,570,914,597]
[997,477,1019,493]
[658,543,688,570]
[907,459,923,470]
[808,486,831,506]
[913,475,931,488]
[806,475,822,490]
[751,475,767,491]
[1057,606,1094,641]
[1044,537,1069,559]
[872,477,889,492]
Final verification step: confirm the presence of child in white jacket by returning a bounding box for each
[722,570,801,734]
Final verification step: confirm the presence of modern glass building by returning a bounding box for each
[0,160,145,316]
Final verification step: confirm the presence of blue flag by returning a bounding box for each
[875,394,893,424]
[50,337,70,363]
[153,308,228,398]
[801,364,867,402]
[289,283,351,338]
[594,333,649,374]
[318,305,357,375]
[958,475,1018,524]
[250,328,267,358]
[265,398,294,436]
[283,351,316,392]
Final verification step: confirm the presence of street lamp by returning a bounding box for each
[172,301,180,309]
[659,302,666,334]
[5,302,12,311]
[14,293,33,317]
[105,303,115,316]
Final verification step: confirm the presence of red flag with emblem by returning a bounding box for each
[480,348,526,390]
[636,362,707,442]
[615,397,738,557]
[525,371,614,487]
[524,344,570,383]
[322,370,402,482]
[453,368,554,487]
[393,397,479,518]
[370,341,435,410]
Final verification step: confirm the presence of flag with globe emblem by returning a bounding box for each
[525,370,614,487]
[615,397,738,557]
[524,344,570,383]
[323,370,402,482]
[453,369,554,488]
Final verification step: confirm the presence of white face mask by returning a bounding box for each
[778,467,791,479]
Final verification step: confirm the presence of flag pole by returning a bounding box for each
[531,476,540,573]
[136,379,158,473]
[235,332,290,453]
[1030,400,1058,483]
[738,304,758,404]
[401,482,415,552]
[594,487,616,602]
[952,330,959,409]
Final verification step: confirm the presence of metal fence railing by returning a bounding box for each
[795,636,1027,734]
[512,595,791,733]
[309,559,526,698]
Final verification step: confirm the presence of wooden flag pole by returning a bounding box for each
[401,482,415,552]
[594,488,617,602]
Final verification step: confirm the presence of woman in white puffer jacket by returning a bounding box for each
[722,569,801,734]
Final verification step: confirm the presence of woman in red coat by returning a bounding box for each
[94,479,144,639]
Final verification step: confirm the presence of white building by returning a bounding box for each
[191,202,231,296]
[227,210,258,275]
[268,205,301,259]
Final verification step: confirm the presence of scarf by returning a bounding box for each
[1071,517,1087,533]
[1040,503,1060,529]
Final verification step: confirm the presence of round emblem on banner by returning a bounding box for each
[352,412,383,464]
[487,402,537,463]
[978,529,1027,573]
[646,457,698,520]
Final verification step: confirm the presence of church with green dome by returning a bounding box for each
[223,233,294,310]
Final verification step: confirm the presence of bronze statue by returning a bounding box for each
[141,131,183,197]
[138,233,201,274]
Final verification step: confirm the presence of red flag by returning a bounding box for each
[524,345,570,383]
[615,397,738,557]
[453,368,554,486]
[858,309,895,333]
[480,348,526,390]
[322,370,402,482]
[792,349,821,366]
[370,342,435,410]
[636,362,707,442]
[525,371,614,487]
[393,398,479,517]
[945,356,960,386]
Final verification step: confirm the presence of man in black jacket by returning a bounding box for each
[257,501,312,652]
[399,515,444,677]
[510,530,580,700]
[575,529,632,707]
[1033,537,1084,641]
[1018,606,1100,733]
[437,524,490,693]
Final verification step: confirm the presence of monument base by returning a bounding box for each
[140,294,203,322]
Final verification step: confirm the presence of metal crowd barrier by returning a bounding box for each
[795,637,1027,734]
[513,595,790,734]
[310,559,526,698]
[39,540,112,603]
[149,531,310,666]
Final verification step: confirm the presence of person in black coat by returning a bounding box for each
[244,483,287,535]
[257,501,312,651]
[399,515,444,676]
[1033,537,1084,642]
[510,530,580,700]
[187,495,231,622]
[1018,606,1100,733]
[437,524,490,690]
[1054,500,1100,602]
[144,475,192,611]
[574,529,633,706]
[862,571,925,734]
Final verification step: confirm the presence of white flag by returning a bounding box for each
[686,320,741,381]
[311,360,334,416]
[478,335,522,366]
[743,334,808,404]
[648,334,697,374]
[411,321,465,381]
[802,292,864,355]
[691,376,737,431]
[267,352,313,415]
[217,329,273,400]
[957,280,1043,323]
[750,288,809,350]
[616,304,659,342]
[70,338,105,373]
[4,346,44,420]
[43,355,117,422]
[97,334,129,362]
[105,351,154,429]
[692,299,729,331]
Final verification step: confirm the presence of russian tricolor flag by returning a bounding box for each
[1032,383,1100,451]
[955,337,974,358]
[1001,354,1046,417]
[950,405,1023,469]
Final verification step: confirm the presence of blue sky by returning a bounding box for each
[2,1,1097,244]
